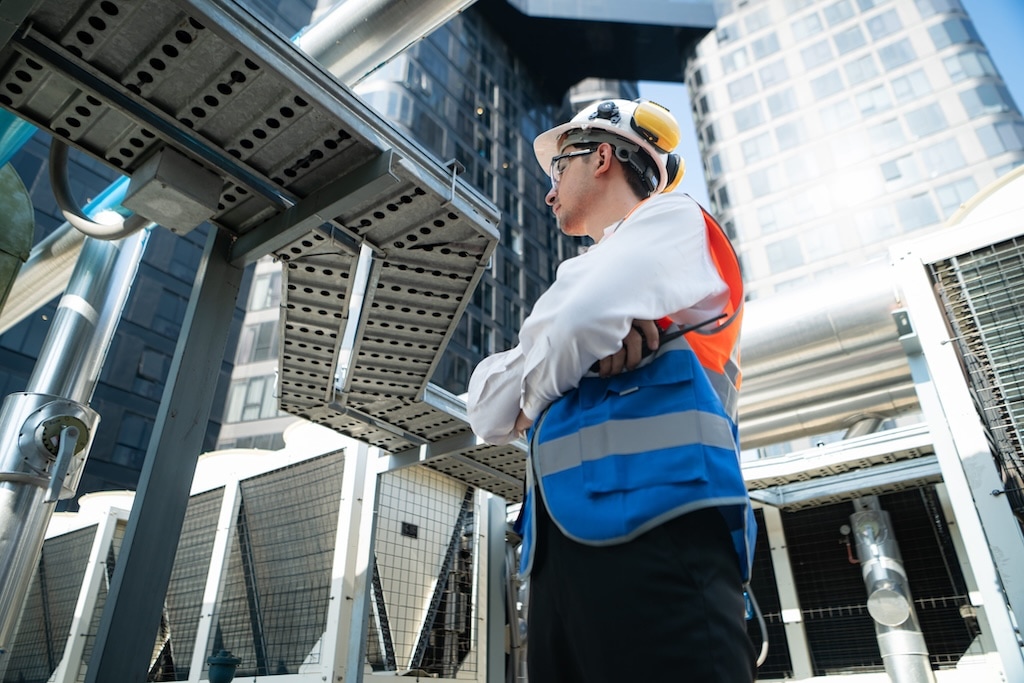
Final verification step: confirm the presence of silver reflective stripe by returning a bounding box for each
[706,368,739,420]
[535,409,736,478]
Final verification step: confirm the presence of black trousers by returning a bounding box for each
[526,498,756,683]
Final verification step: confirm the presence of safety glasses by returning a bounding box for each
[549,148,595,187]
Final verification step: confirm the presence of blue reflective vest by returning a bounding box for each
[517,335,756,582]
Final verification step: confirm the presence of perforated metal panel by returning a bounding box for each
[0,0,531,497]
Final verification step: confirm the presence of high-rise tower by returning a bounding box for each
[686,0,1024,299]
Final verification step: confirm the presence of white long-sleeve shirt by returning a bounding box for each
[467,192,728,444]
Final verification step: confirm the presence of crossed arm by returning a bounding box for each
[512,318,661,435]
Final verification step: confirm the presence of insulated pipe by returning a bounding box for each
[0,229,149,661]
[294,0,478,85]
[737,260,912,447]
[849,497,937,683]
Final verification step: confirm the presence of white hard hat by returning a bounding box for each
[533,98,685,194]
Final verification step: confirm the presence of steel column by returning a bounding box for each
[85,227,243,682]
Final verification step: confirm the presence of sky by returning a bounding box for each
[638,0,1024,206]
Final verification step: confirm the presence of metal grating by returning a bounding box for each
[0,0,532,497]
[155,487,225,680]
[780,488,979,675]
[931,237,1024,519]
[209,450,344,678]
[3,526,97,683]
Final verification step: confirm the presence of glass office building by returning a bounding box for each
[686,0,1024,299]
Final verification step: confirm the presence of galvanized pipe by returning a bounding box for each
[0,229,149,661]
[849,497,937,683]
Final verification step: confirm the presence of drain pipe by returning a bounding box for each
[848,496,937,683]
[0,227,150,666]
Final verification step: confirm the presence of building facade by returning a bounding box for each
[687,0,1024,299]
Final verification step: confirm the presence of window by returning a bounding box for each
[758,200,795,234]
[791,13,824,41]
[236,321,279,364]
[812,70,844,100]
[920,138,966,176]
[929,18,980,49]
[745,6,772,32]
[896,193,940,231]
[752,33,781,59]
[765,237,804,274]
[880,154,920,189]
[800,40,834,69]
[742,132,776,163]
[722,47,750,74]
[734,102,765,132]
[845,54,879,85]
[803,229,843,260]
[767,88,798,117]
[977,121,1024,156]
[857,0,890,9]
[785,0,814,11]
[935,176,978,217]
[857,85,892,116]
[944,50,997,82]
[225,375,280,423]
[750,165,785,198]
[905,103,947,138]
[248,269,282,311]
[824,0,855,26]
[869,119,906,153]
[960,84,1014,118]
[891,69,931,102]
[834,26,867,54]
[759,59,790,88]
[866,9,902,40]
[855,205,900,243]
[776,121,807,150]
[706,153,725,180]
[878,39,916,70]
[727,74,759,102]
[716,22,741,44]
[820,99,857,132]
[915,0,963,17]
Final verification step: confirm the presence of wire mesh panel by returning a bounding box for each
[4,526,97,683]
[746,508,792,679]
[931,237,1024,519]
[149,487,225,680]
[372,466,477,677]
[781,487,981,676]
[207,451,344,677]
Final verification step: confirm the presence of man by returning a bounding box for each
[468,99,756,682]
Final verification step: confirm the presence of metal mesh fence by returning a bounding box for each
[150,487,225,680]
[207,450,344,678]
[781,487,979,675]
[931,238,1024,519]
[4,525,97,683]
[746,508,792,679]
[371,466,477,678]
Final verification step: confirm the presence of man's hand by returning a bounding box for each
[598,319,660,377]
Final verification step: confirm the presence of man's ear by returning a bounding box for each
[593,142,615,177]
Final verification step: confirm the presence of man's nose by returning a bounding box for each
[545,186,557,206]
